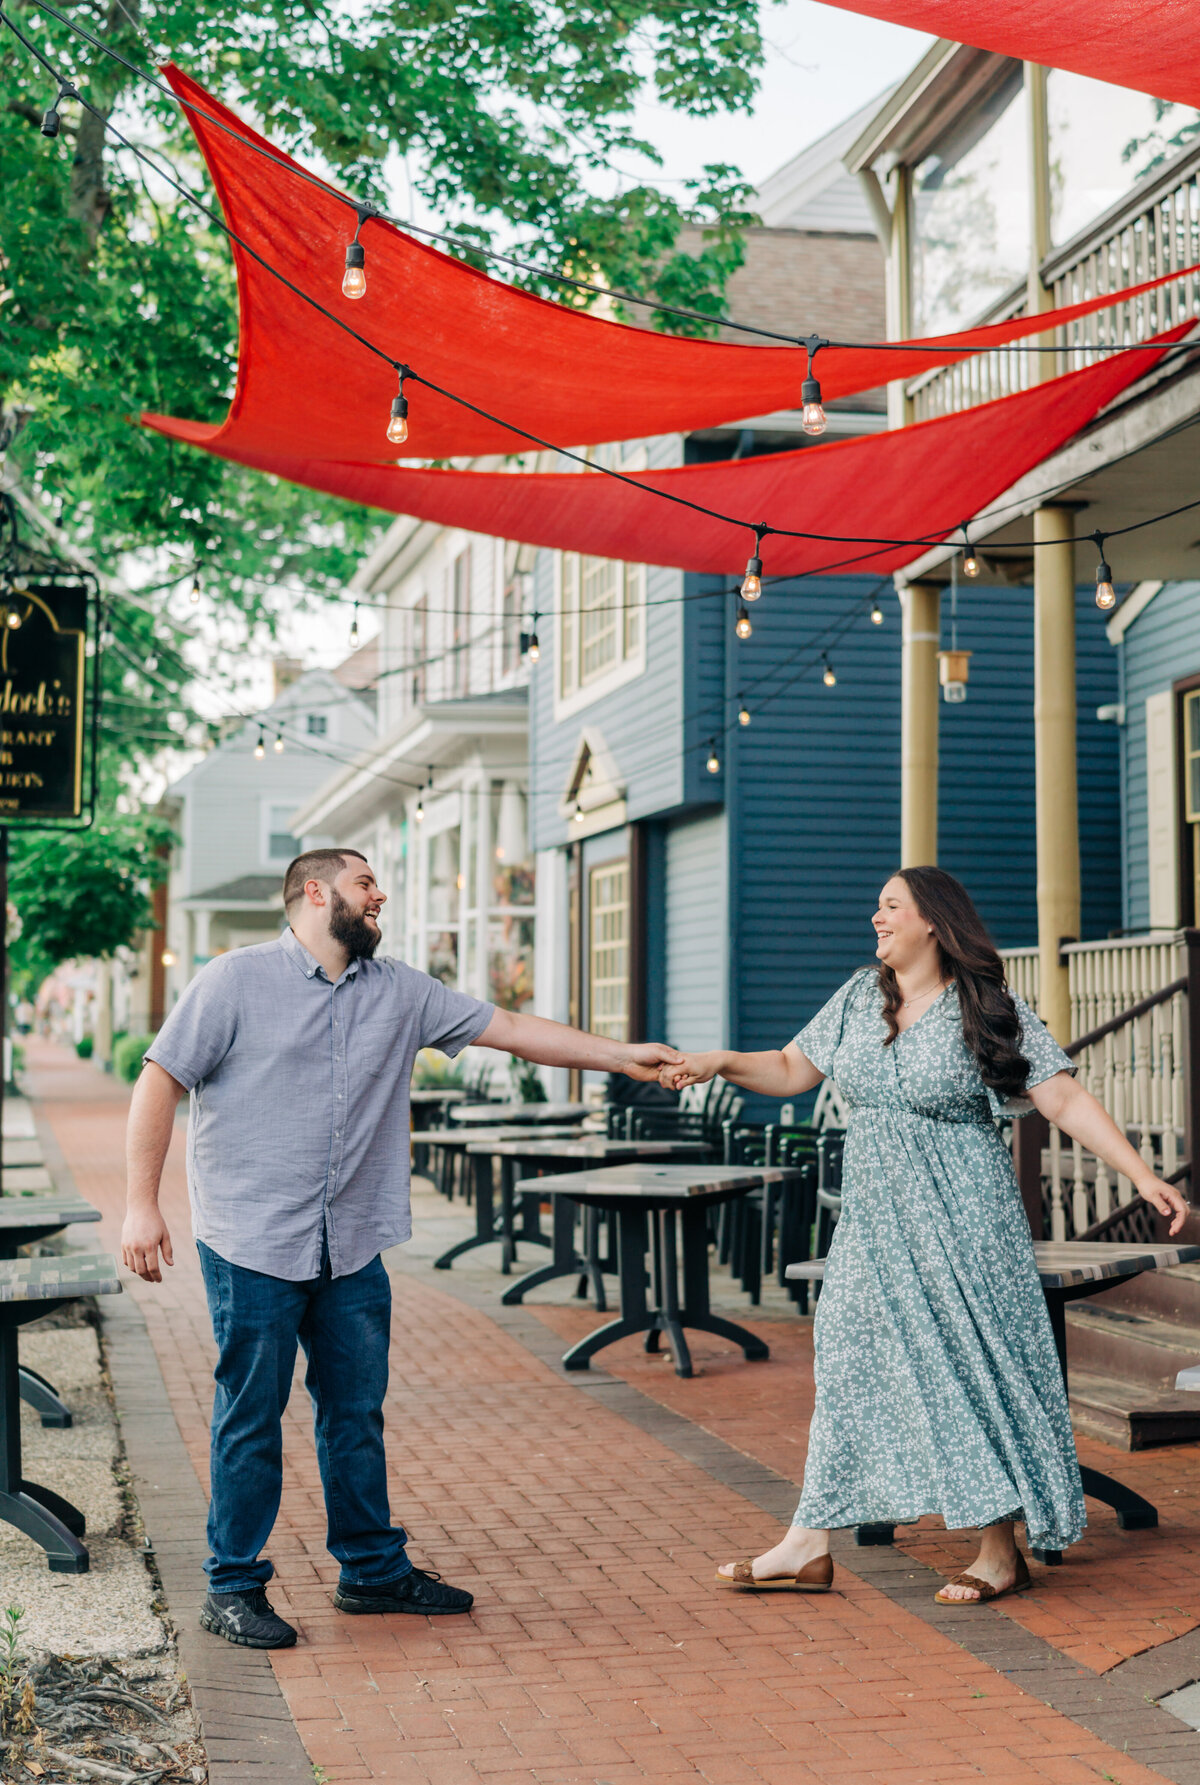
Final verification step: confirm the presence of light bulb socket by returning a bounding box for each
[801,375,822,407]
[345,241,365,272]
[742,555,763,599]
[390,393,408,425]
[41,104,61,138]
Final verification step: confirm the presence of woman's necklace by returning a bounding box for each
[900,979,946,1009]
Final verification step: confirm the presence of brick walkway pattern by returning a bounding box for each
[27,1038,1200,1785]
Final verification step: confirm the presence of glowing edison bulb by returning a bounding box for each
[801,398,827,435]
[1095,560,1116,610]
[349,603,360,648]
[414,797,425,823]
[706,743,721,774]
[738,705,751,727]
[870,604,884,625]
[822,657,837,687]
[741,554,763,600]
[253,732,266,760]
[273,732,285,754]
[5,608,21,631]
[573,801,585,824]
[962,550,980,579]
[527,633,540,662]
[342,241,366,300]
[190,575,201,603]
[387,392,409,445]
[735,602,752,641]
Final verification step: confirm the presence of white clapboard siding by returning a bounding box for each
[664,812,727,1052]
[1146,689,1179,929]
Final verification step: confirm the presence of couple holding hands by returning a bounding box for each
[123,848,1186,1647]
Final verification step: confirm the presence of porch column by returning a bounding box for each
[900,580,940,865]
[1025,62,1054,382]
[93,958,113,1068]
[1034,505,1080,1043]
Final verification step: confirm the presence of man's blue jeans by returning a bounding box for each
[197,1239,412,1595]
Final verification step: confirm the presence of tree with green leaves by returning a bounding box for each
[1,0,764,610]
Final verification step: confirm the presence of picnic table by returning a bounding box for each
[1,1192,103,1427]
[787,1239,1200,1563]
[1,1254,123,1573]
[510,1164,794,1377]
[492,1139,714,1304]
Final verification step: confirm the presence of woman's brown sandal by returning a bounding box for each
[716,1554,834,1593]
[934,1553,1031,1605]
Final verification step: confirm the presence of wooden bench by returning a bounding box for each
[0,1254,122,1573]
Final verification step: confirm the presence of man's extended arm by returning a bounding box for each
[475,1008,680,1081]
[123,1061,187,1282]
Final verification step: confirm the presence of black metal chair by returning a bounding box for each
[719,1123,819,1307]
[811,1130,845,1301]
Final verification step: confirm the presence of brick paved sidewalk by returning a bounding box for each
[24,1037,1200,1785]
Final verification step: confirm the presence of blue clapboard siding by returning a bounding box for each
[664,811,727,1050]
[1118,580,1200,930]
[937,584,1120,948]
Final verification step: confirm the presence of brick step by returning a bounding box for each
[1065,1302,1200,1390]
[1067,1369,1200,1450]
[1091,1260,1200,1325]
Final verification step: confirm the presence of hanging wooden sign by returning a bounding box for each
[0,580,88,821]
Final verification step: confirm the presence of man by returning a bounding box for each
[123,847,681,1650]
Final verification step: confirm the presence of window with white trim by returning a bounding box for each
[558,556,645,702]
[265,803,298,864]
[588,860,629,1041]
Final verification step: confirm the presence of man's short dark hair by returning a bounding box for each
[282,848,368,911]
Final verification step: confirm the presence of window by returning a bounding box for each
[306,713,327,736]
[588,861,629,1041]
[266,803,297,864]
[451,549,471,697]
[559,556,645,703]
[1183,691,1200,923]
[410,597,427,706]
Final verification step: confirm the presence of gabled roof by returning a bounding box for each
[756,90,897,235]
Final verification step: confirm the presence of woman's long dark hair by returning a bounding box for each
[878,866,1030,1097]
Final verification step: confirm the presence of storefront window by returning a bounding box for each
[913,71,1030,335]
[426,824,460,985]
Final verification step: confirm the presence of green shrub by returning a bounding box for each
[113,1032,156,1084]
[74,1036,94,1060]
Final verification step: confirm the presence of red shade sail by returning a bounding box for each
[804,0,1200,110]
[142,68,1200,465]
[191,327,1188,577]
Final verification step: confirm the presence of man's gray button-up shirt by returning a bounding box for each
[146,929,494,1280]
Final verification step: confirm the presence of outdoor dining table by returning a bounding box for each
[423,1125,584,1218]
[448,1101,595,1127]
[409,1087,469,1172]
[1,1253,123,1573]
[1,1191,103,1428]
[787,1239,1200,1564]
[508,1163,795,1377]
[494,1138,714,1306]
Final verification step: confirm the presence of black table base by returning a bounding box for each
[502,1193,607,1309]
[560,1195,770,1379]
[19,1363,73,1428]
[1,1302,88,1572]
[433,1155,552,1274]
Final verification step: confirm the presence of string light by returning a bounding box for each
[735,601,753,640]
[190,573,201,603]
[349,600,360,648]
[800,334,828,436]
[738,702,751,726]
[253,725,266,759]
[573,800,586,824]
[387,367,410,445]
[273,731,285,753]
[706,740,721,774]
[741,526,766,600]
[822,655,837,687]
[40,79,74,138]
[1093,531,1116,609]
[342,205,378,299]
[961,526,980,579]
[145,654,158,672]
[524,614,540,661]
[414,765,432,822]
[4,607,21,631]
[870,602,884,625]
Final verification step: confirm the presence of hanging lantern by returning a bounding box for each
[938,648,972,704]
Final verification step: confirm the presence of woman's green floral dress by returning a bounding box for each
[792,969,1086,1552]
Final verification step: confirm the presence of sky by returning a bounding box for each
[238,1,932,702]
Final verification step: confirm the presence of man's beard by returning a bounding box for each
[328,888,381,960]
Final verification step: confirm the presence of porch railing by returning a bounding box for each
[1000,930,1200,1240]
[908,137,1200,423]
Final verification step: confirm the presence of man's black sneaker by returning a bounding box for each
[333,1567,473,1616]
[200,1589,297,1648]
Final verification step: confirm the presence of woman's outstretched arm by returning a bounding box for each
[1030,1071,1190,1235]
[660,1041,823,1100]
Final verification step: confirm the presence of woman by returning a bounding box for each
[660,868,1188,1604]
